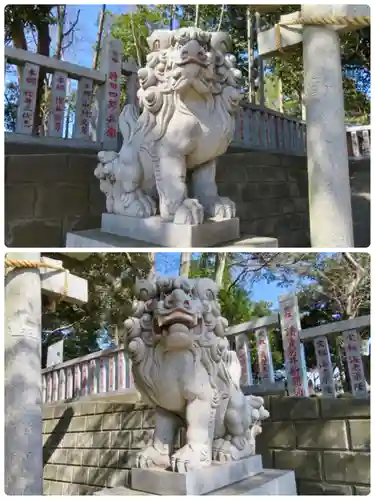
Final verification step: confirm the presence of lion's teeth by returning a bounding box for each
[158,317,164,327]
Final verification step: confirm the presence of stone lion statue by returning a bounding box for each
[120,276,269,473]
[94,27,243,225]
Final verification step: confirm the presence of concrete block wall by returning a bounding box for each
[42,401,184,495]
[217,151,311,247]
[43,396,370,496]
[5,144,370,247]
[5,149,105,247]
[256,396,371,495]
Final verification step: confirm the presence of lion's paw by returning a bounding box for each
[118,189,156,218]
[173,198,204,225]
[204,196,236,220]
[212,436,255,463]
[136,445,171,469]
[171,444,210,472]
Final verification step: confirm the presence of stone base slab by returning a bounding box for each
[101,213,240,247]
[66,228,278,249]
[131,455,263,496]
[94,469,296,496]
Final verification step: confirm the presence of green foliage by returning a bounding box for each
[110,6,169,67]
[41,252,153,366]
[4,5,56,45]
[4,80,19,132]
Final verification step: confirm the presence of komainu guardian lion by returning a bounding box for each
[120,276,269,472]
[95,27,242,225]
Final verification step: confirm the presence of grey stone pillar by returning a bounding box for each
[303,25,354,247]
[5,252,43,494]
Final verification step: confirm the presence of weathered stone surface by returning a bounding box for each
[298,480,353,495]
[108,470,131,488]
[68,415,87,432]
[110,430,132,449]
[353,485,371,495]
[5,184,36,218]
[123,277,269,472]
[320,397,370,419]
[86,414,104,431]
[95,469,297,496]
[274,450,322,481]
[131,455,263,495]
[101,213,240,247]
[6,218,62,247]
[296,421,349,450]
[6,153,69,183]
[5,146,370,248]
[66,449,82,466]
[259,421,296,449]
[81,449,100,467]
[36,184,87,218]
[101,413,122,431]
[270,396,319,420]
[323,451,370,484]
[348,420,370,451]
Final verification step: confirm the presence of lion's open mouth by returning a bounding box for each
[177,57,209,68]
[153,308,198,339]
[156,308,197,329]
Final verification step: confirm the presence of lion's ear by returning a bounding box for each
[210,32,232,54]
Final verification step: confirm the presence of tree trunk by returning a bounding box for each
[148,253,156,280]
[54,5,66,60]
[179,253,191,277]
[34,19,51,135]
[214,253,227,286]
[217,5,225,31]
[169,5,174,30]
[130,12,142,68]
[194,5,200,28]
[92,4,106,69]
[10,19,27,84]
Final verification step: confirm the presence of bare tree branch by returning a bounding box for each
[63,8,80,39]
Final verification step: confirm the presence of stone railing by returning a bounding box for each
[228,311,370,399]
[299,315,370,398]
[346,125,371,159]
[5,40,137,151]
[41,346,136,404]
[232,101,307,156]
[42,312,370,404]
[5,43,368,161]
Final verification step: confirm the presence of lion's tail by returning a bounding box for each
[119,103,140,144]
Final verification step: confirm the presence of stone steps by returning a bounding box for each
[93,469,296,496]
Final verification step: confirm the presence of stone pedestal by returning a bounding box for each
[131,456,263,496]
[94,469,297,496]
[66,229,279,248]
[101,213,240,247]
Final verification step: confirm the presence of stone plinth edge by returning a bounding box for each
[131,455,263,496]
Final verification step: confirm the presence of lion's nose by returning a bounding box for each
[168,289,189,308]
[181,40,203,59]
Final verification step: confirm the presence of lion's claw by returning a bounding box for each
[203,196,236,220]
[171,444,210,472]
[173,198,204,225]
[136,445,171,469]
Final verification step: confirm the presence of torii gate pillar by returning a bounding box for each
[4,253,88,495]
[302,6,353,247]
[258,5,370,247]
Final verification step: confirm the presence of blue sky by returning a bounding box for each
[154,252,305,309]
[49,5,133,67]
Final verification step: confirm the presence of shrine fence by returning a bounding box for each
[6,41,368,159]
[41,293,370,405]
